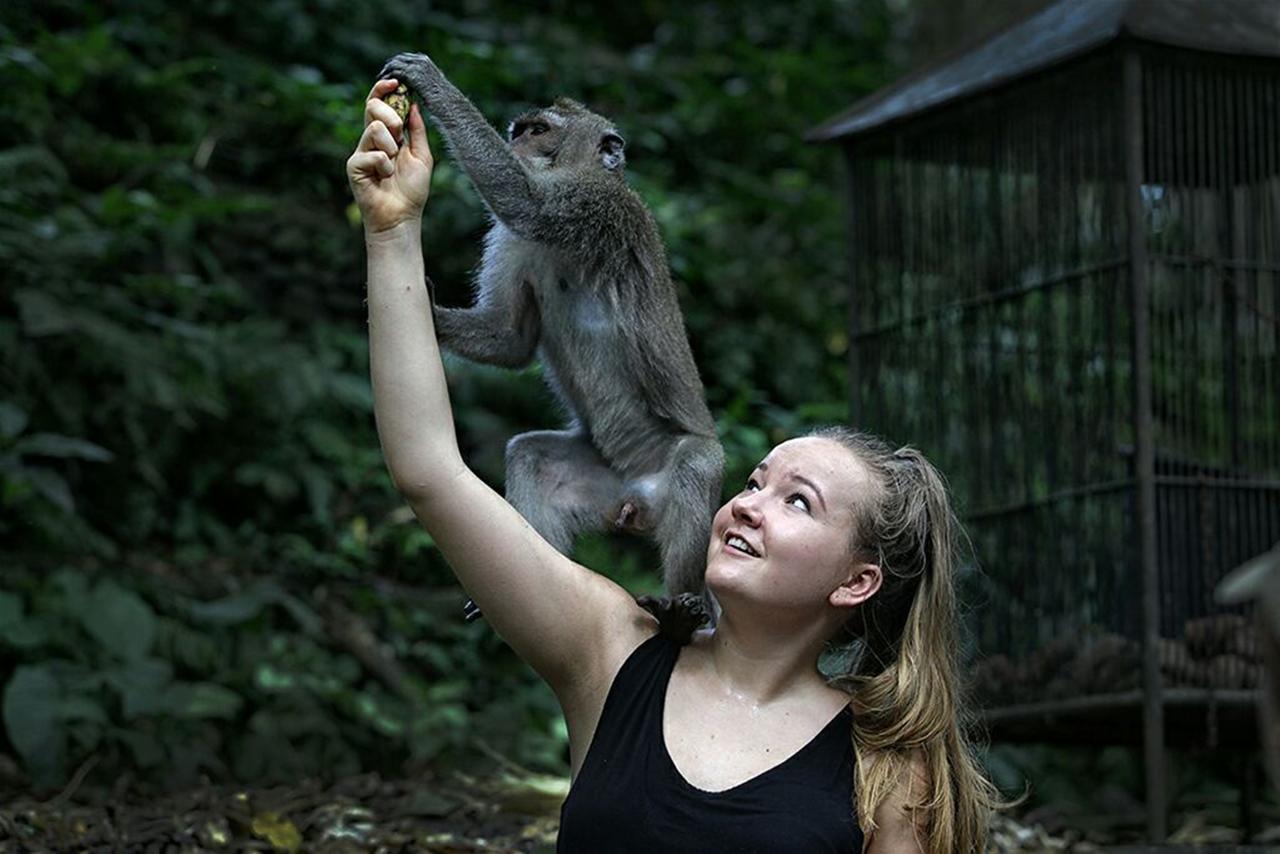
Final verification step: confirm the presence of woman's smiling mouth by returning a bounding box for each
[725,532,760,557]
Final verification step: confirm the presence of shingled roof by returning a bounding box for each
[806,0,1280,142]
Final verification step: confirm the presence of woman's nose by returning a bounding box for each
[732,492,762,526]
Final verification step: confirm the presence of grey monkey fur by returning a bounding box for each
[377,52,724,610]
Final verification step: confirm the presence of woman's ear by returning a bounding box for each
[829,562,882,609]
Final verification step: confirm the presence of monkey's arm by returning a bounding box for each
[367,222,653,691]
[379,53,545,234]
[433,279,541,368]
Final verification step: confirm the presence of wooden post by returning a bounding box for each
[1123,48,1166,843]
[842,143,861,427]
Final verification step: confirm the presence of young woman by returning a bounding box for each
[347,78,999,853]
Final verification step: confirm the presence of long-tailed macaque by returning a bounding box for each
[377,53,724,628]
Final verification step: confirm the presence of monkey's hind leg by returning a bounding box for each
[650,434,725,626]
[463,428,624,622]
[504,428,624,552]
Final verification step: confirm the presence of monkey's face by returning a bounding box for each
[507,103,626,175]
[705,438,881,626]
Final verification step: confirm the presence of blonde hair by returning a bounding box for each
[809,426,1007,853]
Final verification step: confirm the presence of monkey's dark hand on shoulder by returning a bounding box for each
[376,53,726,635]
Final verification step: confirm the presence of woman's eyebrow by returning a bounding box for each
[791,474,827,511]
[753,462,828,511]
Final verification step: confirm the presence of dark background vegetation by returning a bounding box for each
[0,0,1264,840]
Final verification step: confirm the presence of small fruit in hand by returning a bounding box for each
[386,84,411,127]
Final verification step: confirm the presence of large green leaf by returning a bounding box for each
[81,580,156,662]
[113,727,165,768]
[13,290,76,337]
[0,592,52,649]
[21,466,74,513]
[103,659,174,720]
[0,402,28,440]
[185,580,322,636]
[13,432,113,462]
[0,592,22,629]
[2,665,64,785]
[184,582,281,625]
[164,682,243,720]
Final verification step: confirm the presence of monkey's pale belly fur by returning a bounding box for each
[491,226,691,476]
[463,223,723,600]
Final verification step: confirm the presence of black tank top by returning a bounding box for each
[558,632,863,852]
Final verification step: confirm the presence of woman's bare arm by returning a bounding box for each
[862,751,929,853]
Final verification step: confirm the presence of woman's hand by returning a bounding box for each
[346,78,433,235]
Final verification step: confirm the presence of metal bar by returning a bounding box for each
[1040,102,1061,493]
[1148,254,1280,274]
[1125,50,1166,843]
[1220,67,1243,471]
[980,688,1260,725]
[843,145,861,427]
[853,258,1128,342]
[964,477,1134,522]
[1155,475,1280,491]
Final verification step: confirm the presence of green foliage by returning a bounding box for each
[0,0,896,792]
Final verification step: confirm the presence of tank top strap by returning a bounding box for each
[573,630,678,782]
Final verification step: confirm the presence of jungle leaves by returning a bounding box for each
[0,575,245,788]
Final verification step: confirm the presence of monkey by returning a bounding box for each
[377,53,724,635]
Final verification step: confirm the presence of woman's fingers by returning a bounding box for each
[349,150,394,180]
[406,103,431,164]
[364,96,403,142]
[359,120,399,160]
[365,77,398,102]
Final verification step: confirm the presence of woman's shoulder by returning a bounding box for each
[857,747,930,853]
[856,743,930,790]
[557,602,657,694]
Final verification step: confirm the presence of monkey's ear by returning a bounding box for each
[600,133,626,171]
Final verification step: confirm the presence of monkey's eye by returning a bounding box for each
[601,133,625,151]
[509,121,550,140]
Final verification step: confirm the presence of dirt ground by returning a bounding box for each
[1,769,1275,853]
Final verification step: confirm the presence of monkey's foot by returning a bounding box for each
[463,597,484,623]
[636,593,710,646]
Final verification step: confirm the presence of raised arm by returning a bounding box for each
[347,80,651,692]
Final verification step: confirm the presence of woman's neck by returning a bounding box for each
[695,611,838,708]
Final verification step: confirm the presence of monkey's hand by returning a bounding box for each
[378,53,447,110]
[347,78,434,235]
[636,593,710,646]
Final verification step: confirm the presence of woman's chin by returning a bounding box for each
[705,554,758,599]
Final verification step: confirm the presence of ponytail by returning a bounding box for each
[809,428,1006,853]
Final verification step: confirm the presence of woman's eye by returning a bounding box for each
[744,478,760,492]
[789,494,811,512]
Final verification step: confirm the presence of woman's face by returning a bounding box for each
[705,437,880,615]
